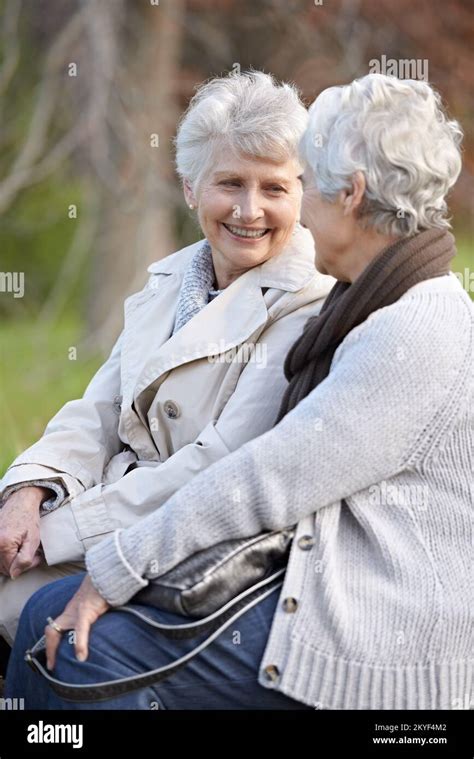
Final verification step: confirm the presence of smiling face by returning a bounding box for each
[184,150,303,289]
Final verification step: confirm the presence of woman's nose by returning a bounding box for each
[237,192,265,223]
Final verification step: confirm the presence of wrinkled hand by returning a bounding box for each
[0,487,48,578]
[45,573,110,671]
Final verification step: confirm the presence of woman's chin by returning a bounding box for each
[315,258,330,276]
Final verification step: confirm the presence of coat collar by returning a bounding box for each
[146,222,317,292]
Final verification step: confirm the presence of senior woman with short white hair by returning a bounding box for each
[0,71,333,651]
[6,73,472,710]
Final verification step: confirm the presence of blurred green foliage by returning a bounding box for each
[452,237,474,293]
[0,175,88,319]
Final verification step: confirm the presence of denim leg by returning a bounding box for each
[5,572,312,710]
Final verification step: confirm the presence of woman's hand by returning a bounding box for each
[0,487,47,577]
[44,573,110,671]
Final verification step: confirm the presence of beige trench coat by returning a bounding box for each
[0,224,334,642]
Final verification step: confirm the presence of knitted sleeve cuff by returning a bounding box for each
[85,529,148,607]
[0,479,68,515]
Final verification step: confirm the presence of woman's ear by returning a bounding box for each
[342,171,366,216]
[183,179,197,210]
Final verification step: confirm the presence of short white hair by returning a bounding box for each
[301,73,463,236]
[175,70,308,194]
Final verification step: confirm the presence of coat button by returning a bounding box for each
[163,400,180,419]
[112,395,122,414]
[282,597,298,613]
[262,664,280,682]
[297,535,314,550]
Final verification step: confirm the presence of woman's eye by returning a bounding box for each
[220,180,240,187]
[268,186,285,193]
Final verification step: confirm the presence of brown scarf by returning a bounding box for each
[275,228,456,423]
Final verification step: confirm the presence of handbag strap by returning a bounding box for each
[24,569,285,704]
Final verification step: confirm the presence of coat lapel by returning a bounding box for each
[131,223,318,403]
[132,264,268,402]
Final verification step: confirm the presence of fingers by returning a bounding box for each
[0,549,19,576]
[28,551,44,571]
[73,578,110,662]
[74,606,94,663]
[0,538,19,576]
[0,499,41,576]
[9,538,41,579]
[0,555,14,576]
[44,605,97,670]
[45,607,92,670]
[45,610,74,671]
[44,625,63,672]
[0,546,42,578]
[44,575,109,671]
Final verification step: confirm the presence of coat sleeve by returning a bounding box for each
[0,332,124,507]
[42,298,324,565]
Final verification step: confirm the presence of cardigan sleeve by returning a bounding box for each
[85,292,471,606]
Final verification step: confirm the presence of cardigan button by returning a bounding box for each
[163,400,180,419]
[282,597,298,613]
[297,535,314,550]
[262,664,280,683]
[112,395,122,414]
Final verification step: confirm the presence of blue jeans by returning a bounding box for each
[5,572,311,710]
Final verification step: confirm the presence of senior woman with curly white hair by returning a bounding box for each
[0,71,333,650]
[6,73,472,711]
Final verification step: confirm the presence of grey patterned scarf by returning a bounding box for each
[172,240,221,335]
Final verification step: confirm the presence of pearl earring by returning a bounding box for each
[189,203,195,209]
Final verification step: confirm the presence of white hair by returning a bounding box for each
[174,70,308,194]
[300,73,463,236]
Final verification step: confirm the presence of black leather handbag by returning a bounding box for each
[25,527,295,703]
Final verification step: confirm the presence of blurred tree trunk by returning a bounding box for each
[86,0,185,352]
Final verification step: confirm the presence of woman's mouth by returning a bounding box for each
[221,222,270,240]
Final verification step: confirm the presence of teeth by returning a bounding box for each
[225,223,268,238]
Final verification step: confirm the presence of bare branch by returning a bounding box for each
[0,5,86,213]
[38,183,101,324]
[0,0,22,98]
